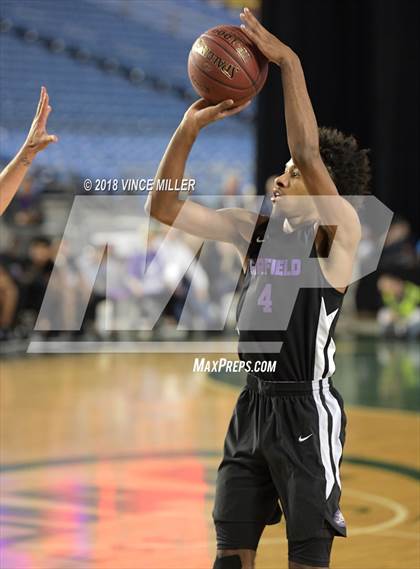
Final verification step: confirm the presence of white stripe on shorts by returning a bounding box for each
[313,381,335,499]
[323,388,343,489]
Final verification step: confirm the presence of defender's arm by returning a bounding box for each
[0,86,57,215]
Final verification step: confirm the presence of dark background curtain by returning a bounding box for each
[257,0,419,235]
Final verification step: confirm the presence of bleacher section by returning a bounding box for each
[0,0,255,188]
[88,0,239,46]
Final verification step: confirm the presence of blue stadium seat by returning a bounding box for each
[0,0,255,189]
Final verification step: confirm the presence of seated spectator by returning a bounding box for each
[21,236,54,310]
[377,274,420,338]
[356,216,419,315]
[381,216,417,271]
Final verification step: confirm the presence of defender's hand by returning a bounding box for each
[240,7,295,65]
[23,86,58,155]
[182,98,250,133]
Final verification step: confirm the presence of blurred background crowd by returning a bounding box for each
[1,0,419,349]
[1,174,419,347]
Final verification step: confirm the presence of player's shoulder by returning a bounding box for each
[215,207,261,240]
[216,207,259,223]
[329,197,362,246]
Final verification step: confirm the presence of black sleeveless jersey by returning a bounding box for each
[236,218,345,382]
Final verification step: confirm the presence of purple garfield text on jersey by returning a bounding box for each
[250,257,302,277]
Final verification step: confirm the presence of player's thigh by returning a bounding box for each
[213,387,282,526]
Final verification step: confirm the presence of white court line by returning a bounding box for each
[378,530,420,540]
[78,487,410,550]
[260,487,410,544]
[345,488,409,536]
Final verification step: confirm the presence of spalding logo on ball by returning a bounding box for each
[188,25,268,105]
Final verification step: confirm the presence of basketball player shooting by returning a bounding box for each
[146,7,370,569]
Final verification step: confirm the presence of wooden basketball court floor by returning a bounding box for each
[1,339,419,569]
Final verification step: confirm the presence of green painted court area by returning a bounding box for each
[210,337,420,412]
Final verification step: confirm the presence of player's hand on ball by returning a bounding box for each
[23,86,58,155]
[183,98,251,132]
[240,7,294,65]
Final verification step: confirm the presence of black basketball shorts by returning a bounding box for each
[213,374,347,542]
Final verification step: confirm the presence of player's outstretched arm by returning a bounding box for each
[239,8,361,247]
[0,86,58,215]
[145,98,256,244]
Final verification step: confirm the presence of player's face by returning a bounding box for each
[271,159,313,218]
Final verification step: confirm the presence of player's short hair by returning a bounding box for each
[318,127,371,196]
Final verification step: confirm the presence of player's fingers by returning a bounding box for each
[190,98,208,110]
[34,86,45,118]
[240,7,262,33]
[39,103,52,128]
[37,93,48,125]
[216,99,235,112]
[198,99,233,122]
[240,21,259,43]
[41,133,58,146]
[221,100,251,117]
[213,99,235,120]
[208,99,234,118]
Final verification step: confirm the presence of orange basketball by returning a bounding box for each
[188,25,268,105]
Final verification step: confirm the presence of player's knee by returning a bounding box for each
[213,549,256,568]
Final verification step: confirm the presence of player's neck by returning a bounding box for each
[284,214,318,233]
